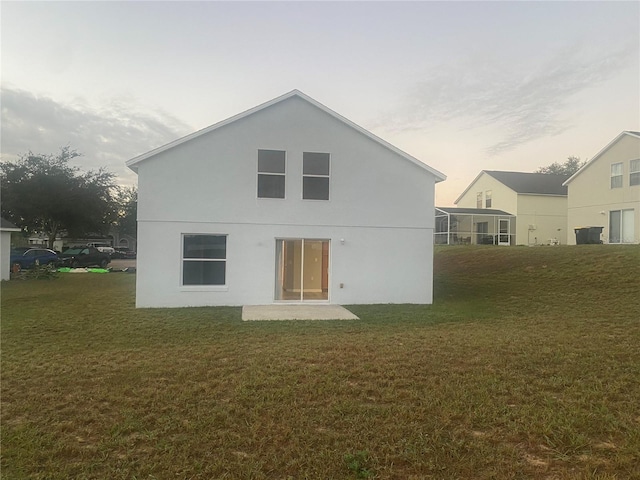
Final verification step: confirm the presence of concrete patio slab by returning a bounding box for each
[242,304,359,321]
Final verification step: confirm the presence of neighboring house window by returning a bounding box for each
[630,159,640,186]
[182,234,226,285]
[258,150,286,198]
[609,210,635,244]
[303,152,330,200]
[476,192,482,209]
[485,190,492,208]
[610,162,623,188]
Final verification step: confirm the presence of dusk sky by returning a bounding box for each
[2,1,638,206]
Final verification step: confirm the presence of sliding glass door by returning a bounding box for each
[275,239,329,301]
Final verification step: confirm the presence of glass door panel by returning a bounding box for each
[498,219,510,245]
[275,239,329,301]
[622,209,634,243]
[302,240,328,300]
[275,240,302,301]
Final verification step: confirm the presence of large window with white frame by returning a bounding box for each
[182,234,227,285]
[630,159,640,187]
[258,150,286,198]
[610,162,623,189]
[485,190,492,208]
[609,209,635,244]
[303,152,330,200]
[476,192,482,209]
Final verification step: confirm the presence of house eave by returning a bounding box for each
[517,193,567,197]
[436,207,515,217]
[126,90,447,182]
[563,131,640,186]
[0,218,21,232]
[453,171,487,204]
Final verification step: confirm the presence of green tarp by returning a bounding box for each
[57,268,110,273]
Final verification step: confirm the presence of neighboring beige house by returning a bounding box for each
[1,218,21,281]
[455,171,569,245]
[563,131,640,245]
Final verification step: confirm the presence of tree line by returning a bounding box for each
[1,146,137,249]
[1,146,585,250]
[534,156,585,176]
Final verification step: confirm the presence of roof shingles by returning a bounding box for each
[1,218,20,230]
[484,171,569,195]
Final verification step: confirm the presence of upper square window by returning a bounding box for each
[303,152,330,200]
[630,159,640,186]
[258,150,285,198]
[611,162,623,189]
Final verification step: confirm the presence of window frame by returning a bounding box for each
[302,152,331,201]
[257,149,286,199]
[476,192,482,209]
[630,159,640,187]
[609,209,635,244]
[181,234,228,289]
[485,190,492,208]
[610,162,623,189]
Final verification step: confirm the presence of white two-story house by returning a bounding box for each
[126,90,446,308]
[564,131,640,244]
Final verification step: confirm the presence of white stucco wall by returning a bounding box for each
[566,134,640,244]
[1,231,13,281]
[135,222,434,307]
[134,95,438,307]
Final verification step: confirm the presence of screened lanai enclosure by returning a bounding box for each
[435,207,516,246]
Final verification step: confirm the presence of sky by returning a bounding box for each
[1,1,638,206]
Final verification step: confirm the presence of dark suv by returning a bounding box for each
[59,247,111,268]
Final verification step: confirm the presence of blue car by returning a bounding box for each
[10,248,59,272]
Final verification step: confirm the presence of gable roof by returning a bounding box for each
[484,171,569,195]
[1,218,21,231]
[455,170,569,203]
[563,131,640,186]
[126,89,446,182]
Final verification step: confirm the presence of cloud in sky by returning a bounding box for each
[385,41,637,156]
[0,87,192,185]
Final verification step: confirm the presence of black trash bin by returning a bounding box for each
[575,227,589,244]
[587,226,604,244]
[574,226,603,244]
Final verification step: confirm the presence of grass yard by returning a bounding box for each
[2,245,639,479]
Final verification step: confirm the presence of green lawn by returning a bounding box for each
[2,245,639,479]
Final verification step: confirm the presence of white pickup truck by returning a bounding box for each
[87,242,115,255]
